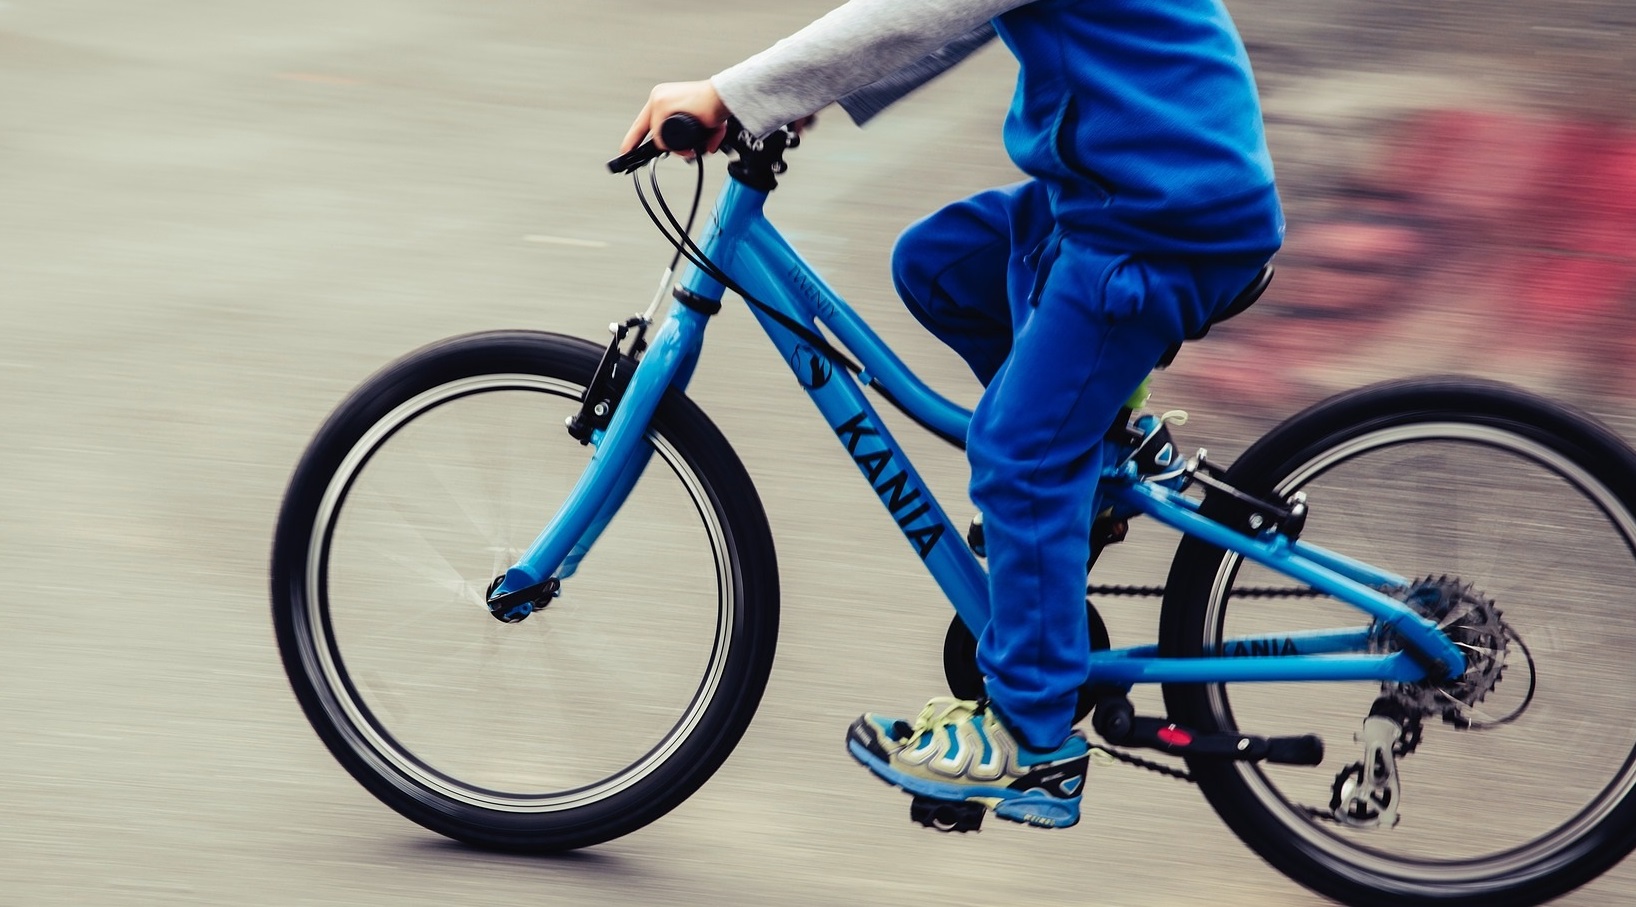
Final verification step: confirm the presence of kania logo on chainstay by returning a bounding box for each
[833,412,945,558]
[1217,637,1300,657]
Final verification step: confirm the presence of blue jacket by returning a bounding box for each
[995,0,1284,256]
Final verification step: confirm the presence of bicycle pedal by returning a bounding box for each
[910,796,985,833]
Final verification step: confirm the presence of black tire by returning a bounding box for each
[270,330,778,852]
[1159,376,1636,906]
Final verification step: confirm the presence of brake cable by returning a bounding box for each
[632,153,864,378]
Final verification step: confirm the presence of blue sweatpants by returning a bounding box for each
[892,180,1270,749]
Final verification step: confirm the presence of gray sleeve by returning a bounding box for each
[710,0,1025,138]
[836,23,996,127]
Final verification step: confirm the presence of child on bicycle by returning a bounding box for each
[619,0,1283,830]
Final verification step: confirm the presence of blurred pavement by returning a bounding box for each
[3,2,1635,905]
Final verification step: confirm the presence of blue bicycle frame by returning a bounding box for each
[491,169,1467,688]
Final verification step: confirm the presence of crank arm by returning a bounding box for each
[1092,695,1323,765]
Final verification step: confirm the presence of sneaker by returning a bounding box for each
[846,697,1088,829]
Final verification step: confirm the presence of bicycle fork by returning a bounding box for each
[485,302,710,621]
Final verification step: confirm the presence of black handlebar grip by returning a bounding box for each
[606,114,714,174]
[658,114,709,153]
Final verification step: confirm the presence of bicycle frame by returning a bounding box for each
[491,168,1467,687]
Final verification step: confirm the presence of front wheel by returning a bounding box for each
[270,330,779,852]
[1160,377,1636,907]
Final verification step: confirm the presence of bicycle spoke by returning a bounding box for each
[1161,381,1636,904]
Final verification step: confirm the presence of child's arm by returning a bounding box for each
[621,0,1024,153]
[836,22,995,127]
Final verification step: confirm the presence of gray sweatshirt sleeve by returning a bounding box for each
[710,0,1025,138]
[836,23,996,127]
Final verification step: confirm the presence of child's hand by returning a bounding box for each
[620,81,730,155]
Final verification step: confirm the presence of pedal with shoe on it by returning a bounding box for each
[904,692,1324,834]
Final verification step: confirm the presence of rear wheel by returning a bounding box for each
[1160,377,1636,906]
[270,330,779,852]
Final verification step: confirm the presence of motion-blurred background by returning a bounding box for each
[3,2,1634,904]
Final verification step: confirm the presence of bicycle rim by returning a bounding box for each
[1197,419,1636,886]
[304,373,734,812]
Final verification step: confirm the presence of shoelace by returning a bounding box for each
[904,697,985,745]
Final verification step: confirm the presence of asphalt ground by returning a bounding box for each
[4,2,1636,905]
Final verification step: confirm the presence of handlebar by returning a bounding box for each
[606,114,715,174]
[605,113,793,192]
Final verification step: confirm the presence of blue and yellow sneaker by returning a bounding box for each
[846,697,1088,830]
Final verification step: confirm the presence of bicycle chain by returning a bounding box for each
[1087,584,1328,599]
[1079,579,1334,818]
[1300,805,1344,825]
[1089,744,1193,782]
[1084,579,1342,825]
[1091,743,1348,825]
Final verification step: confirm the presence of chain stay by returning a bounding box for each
[1083,580,1341,824]
[1088,584,1326,599]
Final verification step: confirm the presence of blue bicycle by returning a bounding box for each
[271,117,1636,907]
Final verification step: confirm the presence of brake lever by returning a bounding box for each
[605,115,752,175]
[606,140,663,175]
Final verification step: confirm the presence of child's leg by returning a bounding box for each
[891,180,1054,387]
[856,212,1269,825]
[971,243,1267,750]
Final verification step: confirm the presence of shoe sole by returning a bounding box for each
[846,737,1081,829]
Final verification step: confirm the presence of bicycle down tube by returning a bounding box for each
[679,175,994,635]
[493,168,1464,686]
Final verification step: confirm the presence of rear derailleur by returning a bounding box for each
[1330,575,1534,829]
[1330,698,1418,828]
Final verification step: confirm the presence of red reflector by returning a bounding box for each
[1158,725,1193,747]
